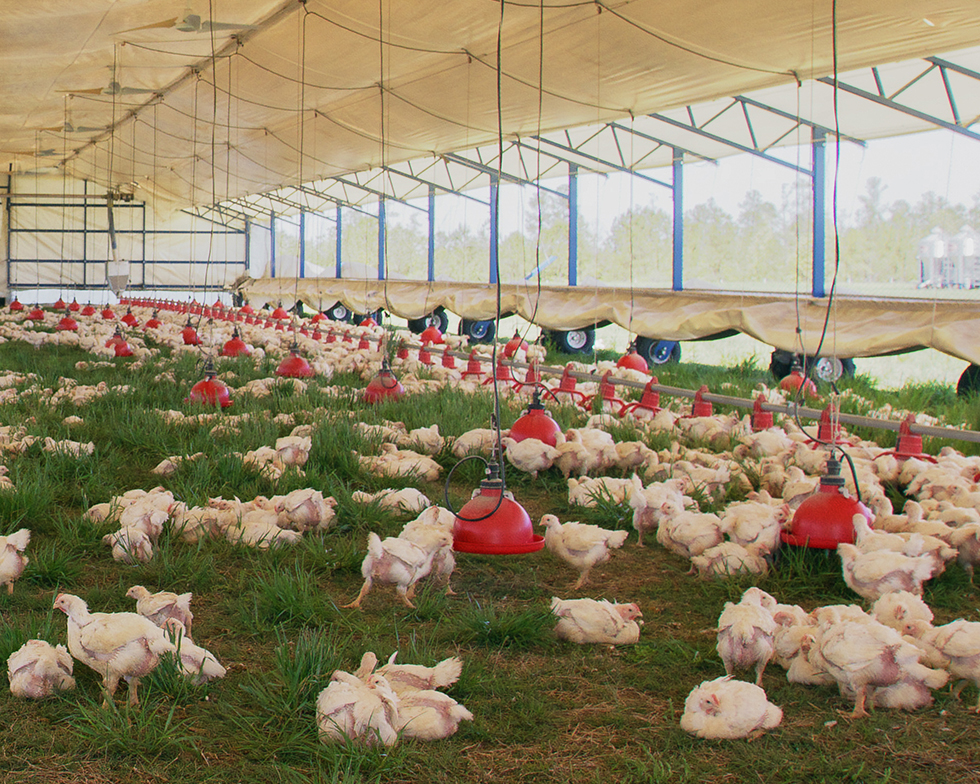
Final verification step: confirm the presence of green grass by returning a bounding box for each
[2,327,980,783]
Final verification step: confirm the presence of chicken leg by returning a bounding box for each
[342,578,373,610]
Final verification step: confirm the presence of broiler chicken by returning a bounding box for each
[344,532,436,609]
[691,541,769,578]
[917,620,980,711]
[629,475,692,547]
[396,689,474,740]
[316,669,400,746]
[716,592,777,685]
[656,511,727,559]
[54,592,180,707]
[161,619,226,685]
[351,487,431,515]
[126,585,194,639]
[680,676,783,739]
[721,500,790,555]
[7,639,76,699]
[103,526,154,564]
[540,514,628,588]
[501,436,558,479]
[0,528,30,594]
[274,488,337,532]
[837,543,937,600]
[550,597,642,644]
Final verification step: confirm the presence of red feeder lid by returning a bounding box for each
[27,306,45,320]
[359,316,378,328]
[780,458,871,549]
[221,330,251,357]
[780,369,819,398]
[271,304,289,319]
[105,328,126,348]
[114,340,134,357]
[617,347,649,373]
[121,309,139,327]
[364,363,405,403]
[420,324,444,345]
[9,298,23,312]
[81,304,96,316]
[56,313,79,332]
[240,303,255,315]
[68,299,81,312]
[276,346,315,378]
[101,307,116,320]
[145,311,162,329]
[186,366,232,408]
[310,312,326,323]
[502,331,529,359]
[53,297,66,310]
[181,321,202,345]
[452,471,544,554]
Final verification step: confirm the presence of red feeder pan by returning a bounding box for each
[364,361,405,403]
[27,306,45,321]
[779,369,818,398]
[114,340,134,357]
[221,329,251,357]
[68,299,81,312]
[510,389,562,447]
[145,311,162,329]
[461,350,484,379]
[105,328,126,349]
[276,344,315,378]
[53,297,66,310]
[9,298,23,312]
[56,311,79,332]
[121,309,139,327]
[186,361,232,408]
[101,306,116,320]
[81,304,96,316]
[271,303,290,320]
[502,331,529,359]
[452,464,544,554]
[617,347,649,373]
[181,319,202,345]
[781,457,871,549]
[420,324,444,345]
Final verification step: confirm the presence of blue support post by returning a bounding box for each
[427,184,436,282]
[568,163,578,286]
[299,209,306,278]
[335,205,342,278]
[489,173,499,284]
[378,197,386,280]
[270,210,276,278]
[812,128,826,298]
[672,148,684,291]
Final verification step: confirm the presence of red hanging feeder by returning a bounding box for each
[271,302,289,319]
[483,358,513,385]
[420,324,444,345]
[56,310,79,332]
[781,455,871,549]
[80,304,96,316]
[186,359,232,408]
[779,368,819,399]
[240,301,255,315]
[114,338,134,357]
[221,328,251,357]
[101,306,116,320]
[276,342,315,378]
[68,299,80,312]
[9,298,23,312]
[592,370,626,414]
[461,350,485,380]
[144,311,162,329]
[27,305,45,321]
[502,331,529,359]
[452,461,544,554]
[617,345,649,373]
[541,363,589,408]
[121,309,139,327]
[364,359,405,403]
[53,297,66,310]
[105,327,126,349]
[359,315,378,328]
[509,388,562,447]
[181,319,202,345]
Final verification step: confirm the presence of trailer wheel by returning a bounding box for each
[958,364,980,397]
[460,319,495,343]
[635,337,681,365]
[408,307,449,334]
[547,327,595,354]
[326,302,351,323]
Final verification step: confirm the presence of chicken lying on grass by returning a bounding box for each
[540,514,628,589]
[162,619,226,685]
[0,528,30,594]
[344,531,451,609]
[681,676,783,740]
[837,543,938,600]
[316,669,401,747]
[126,585,194,640]
[7,639,76,699]
[550,597,643,645]
[351,487,431,515]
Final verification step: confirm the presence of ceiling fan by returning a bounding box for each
[40,122,110,134]
[118,6,258,35]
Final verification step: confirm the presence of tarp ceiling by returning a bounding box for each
[3,1,980,213]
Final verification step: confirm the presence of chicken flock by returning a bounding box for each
[3,300,980,754]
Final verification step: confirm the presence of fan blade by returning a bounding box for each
[57,88,106,95]
[201,21,259,32]
[118,86,160,95]
[115,16,179,34]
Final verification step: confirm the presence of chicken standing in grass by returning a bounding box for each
[161,619,226,685]
[126,585,194,640]
[681,676,783,740]
[7,639,76,699]
[0,528,30,594]
[716,592,777,685]
[54,592,180,708]
[344,532,436,609]
[540,514,628,589]
[837,543,937,600]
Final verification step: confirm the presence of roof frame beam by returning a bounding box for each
[380,164,488,205]
[442,150,568,199]
[530,135,673,189]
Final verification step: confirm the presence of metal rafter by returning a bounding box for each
[531,134,673,189]
[442,150,568,199]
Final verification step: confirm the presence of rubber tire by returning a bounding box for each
[635,337,681,366]
[958,364,980,397]
[408,308,449,334]
[326,302,351,323]
[548,327,595,355]
[771,351,855,382]
[460,319,496,343]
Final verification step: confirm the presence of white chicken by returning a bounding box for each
[316,669,400,747]
[274,435,312,468]
[7,639,76,699]
[716,593,777,685]
[628,475,692,547]
[690,541,769,578]
[351,487,431,515]
[396,425,445,456]
[550,597,642,644]
[871,591,934,638]
[540,514,628,589]
[0,528,30,594]
[54,592,180,707]
[500,436,559,479]
[837,543,937,600]
[680,676,783,740]
[344,532,437,609]
[373,651,463,694]
[274,488,337,532]
[161,619,226,685]
[398,511,456,594]
[917,620,980,711]
[656,511,727,559]
[126,585,194,639]
[721,500,790,555]
[103,526,154,564]
[567,476,633,507]
[396,689,474,740]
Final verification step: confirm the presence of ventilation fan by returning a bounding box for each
[59,80,159,97]
[118,8,258,35]
[40,122,109,134]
